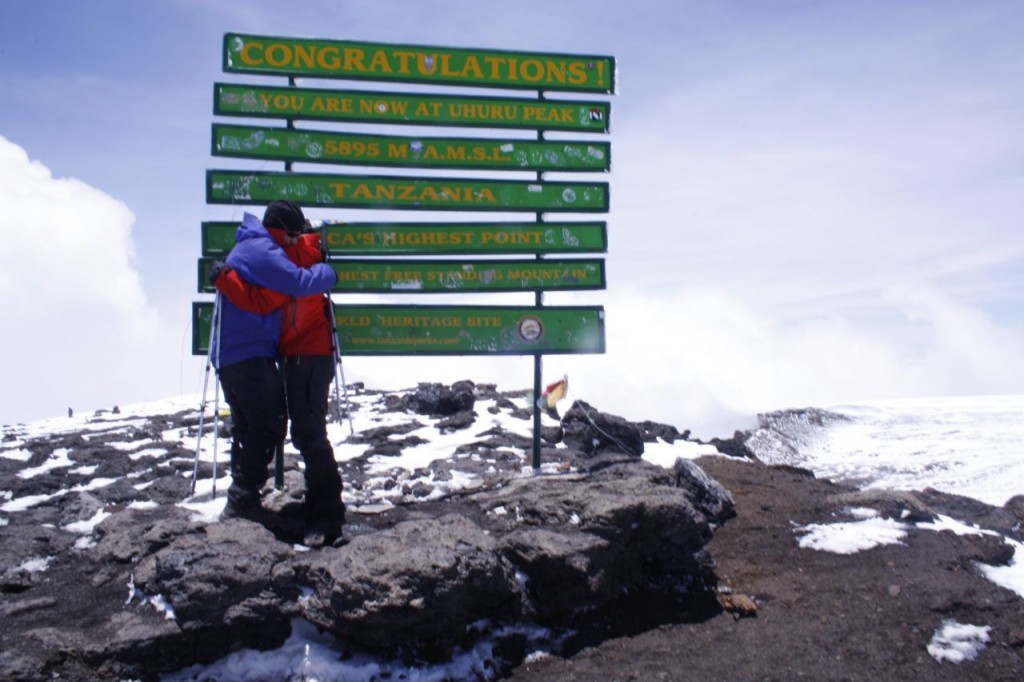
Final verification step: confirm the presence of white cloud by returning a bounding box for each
[531,285,1024,439]
[884,285,1024,392]
[4,128,1024,438]
[333,278,1024,442]
[0,137,171,423]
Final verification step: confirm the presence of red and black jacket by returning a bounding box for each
[216,229,334,358]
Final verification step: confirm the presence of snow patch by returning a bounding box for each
[917,514,998,537]
[1,490,66,512]
[19,556,53,573]
[18,448,72,478]
[794,517,909,554]
[63,508,111,534]
[129,447,170,460]
[127,573,177,621]
[642,439,718,468]
[927,620,991,663]
[0,448,33,462]
[977,537,1024,599]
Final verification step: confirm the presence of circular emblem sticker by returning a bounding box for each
[517,315,545,343]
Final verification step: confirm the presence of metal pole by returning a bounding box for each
[532,349,542,470]
[272,75,299,489]
[329,299,356,437]
[190,292,222,497]
[211,366,221,497]
[321,222,355,437]
[189,354,213,496]
[532,91,546,471]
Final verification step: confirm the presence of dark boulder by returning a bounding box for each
[297,513,521,655]
[405,381,476,416]
[560,400,645,457]
[672,457,737,525]
[708,431,756,459]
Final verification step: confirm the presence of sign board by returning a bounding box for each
[214,83,611,133]
[198,257,605,294]
[207,170,609,212]
[205,32,615,469]
[212,123,610,172]
[201,221,608,257]
[224,33,615,93]
[193,302,604,355]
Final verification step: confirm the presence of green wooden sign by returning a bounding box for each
[193,302,218,357]
[198,257,605,294]
[214,83,611,132]
[193,302,604,355]
[224,33,615,93]
[212,123,611,172]
[207,170,609,212]
[201,221,608,257]
[201,222,239,256]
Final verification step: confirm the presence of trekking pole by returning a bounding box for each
[190,292,223,497]
[189,358,212,497]
[209,292,224,497]
[319,221,355,437]
[330,304,354,437]
[210,360,222,498]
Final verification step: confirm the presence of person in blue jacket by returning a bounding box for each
[211,201,338,520]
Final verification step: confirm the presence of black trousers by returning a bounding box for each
[283,355,343,514]
[218,357,287,506]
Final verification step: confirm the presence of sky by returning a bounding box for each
[1,0,1023,436]
[2,390,1020,678]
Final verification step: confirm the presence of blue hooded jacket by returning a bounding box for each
[212,213,338,368]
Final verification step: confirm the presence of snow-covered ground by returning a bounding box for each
[2,390,1022,679]
[757,394,1024,508]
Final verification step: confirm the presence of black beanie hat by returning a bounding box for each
[263,200,307,236]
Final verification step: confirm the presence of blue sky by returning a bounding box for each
[2,1,1023,435]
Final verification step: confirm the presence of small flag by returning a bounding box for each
[541,375,569,409]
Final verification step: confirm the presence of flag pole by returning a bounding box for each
[532,91,546,472]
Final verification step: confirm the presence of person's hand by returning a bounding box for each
[209,260,229,284]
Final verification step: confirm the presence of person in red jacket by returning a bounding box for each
[215,211,345,547]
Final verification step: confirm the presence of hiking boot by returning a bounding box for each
[303,517,348,548]
[220,500,289,536]
[226,479,262,508]
[220,499,267,522]
[303,500,347,547]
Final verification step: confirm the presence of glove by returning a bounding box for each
[208,260,229,285]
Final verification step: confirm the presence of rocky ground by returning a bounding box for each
[509,456,1024,682]
[1,383,1023,681]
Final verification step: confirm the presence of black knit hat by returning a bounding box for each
[263,200,308,236]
